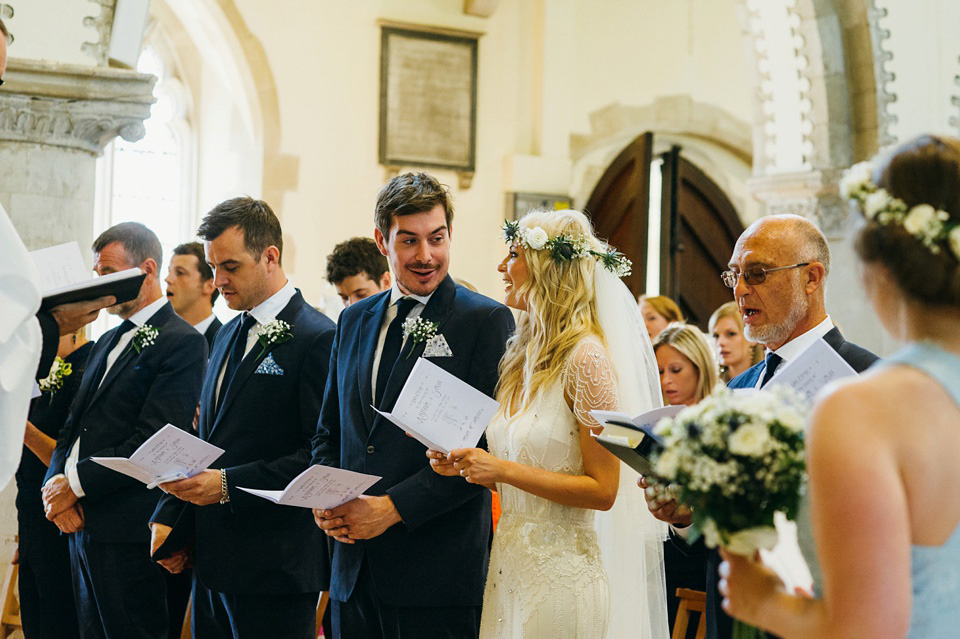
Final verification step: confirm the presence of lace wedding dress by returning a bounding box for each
[479,337,619,639]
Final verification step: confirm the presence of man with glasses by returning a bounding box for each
[646,214,878,639]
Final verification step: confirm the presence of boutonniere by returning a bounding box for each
[401,316,438,357]
[255,319,293,361]
[38,356,72,398]
[121,324,159,358]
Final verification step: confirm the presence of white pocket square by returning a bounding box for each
[423,334,453,358]
[255,352,284,375]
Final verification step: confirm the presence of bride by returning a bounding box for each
[428,209,669,638]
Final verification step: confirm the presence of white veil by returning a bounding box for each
[594,266,670,639]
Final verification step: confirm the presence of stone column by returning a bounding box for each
[0,58,155,251]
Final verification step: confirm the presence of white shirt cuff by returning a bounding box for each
[671,523,692,540]
[65,459,86,498]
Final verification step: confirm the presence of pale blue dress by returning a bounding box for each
[798,342,960,638]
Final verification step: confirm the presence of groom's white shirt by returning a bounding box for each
[370,285,433,396]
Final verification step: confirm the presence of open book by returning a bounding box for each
[766,337,859,402]
[92,424,224,489]
[30,241,145,311]
[589,405,684,475]
[374,358,500,454]
[238,465,380,510]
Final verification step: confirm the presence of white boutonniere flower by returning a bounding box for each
[255,319,293,361]
[38,356,72,397]
[401,316,438,357]
[121,324,159,358]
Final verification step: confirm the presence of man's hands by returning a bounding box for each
[638,476,693,527]
[313,495,402,544]
[50,296,115,336]
[42,475,78,520]
[52,505,85,533]
[159,469,222,506]
[150,522,191,574]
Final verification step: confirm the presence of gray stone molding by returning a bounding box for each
[747,168,848,238]
[81,0,117,66]
[866,0,897,148]
[0,58,155,155]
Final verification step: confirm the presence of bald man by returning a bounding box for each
[646,214,879,639]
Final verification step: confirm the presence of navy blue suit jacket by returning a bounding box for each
[153,290,336,595]
[202,316,223,351]
[45,302,207,544]
[688,326,879,639]
[311,275,515,607]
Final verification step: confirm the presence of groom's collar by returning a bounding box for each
[389,284,433,307]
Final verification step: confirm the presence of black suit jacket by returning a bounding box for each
[679,326,878,639]
[35,310,60,380]
[311,275,515,607]
[202,316,222,351]
[45,302,207,544]
[153,290,336,595]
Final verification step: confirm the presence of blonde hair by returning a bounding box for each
[639,295,684,323]
[708,301,764,378]
[497,209,607,414]
[652,322,719,404]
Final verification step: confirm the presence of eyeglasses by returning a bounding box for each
[721,263,809,288]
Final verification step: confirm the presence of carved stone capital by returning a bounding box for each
[747,168,849,238]
[0,58,155,155]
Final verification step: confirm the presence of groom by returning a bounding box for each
[311,172,515,638]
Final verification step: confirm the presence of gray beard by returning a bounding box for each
[744,287,809,348]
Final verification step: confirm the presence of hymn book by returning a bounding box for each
[30,241,145,311]
[92,424,224,489]
[373,357,500,454]
[589,405,684,475]
[766,338,859,402]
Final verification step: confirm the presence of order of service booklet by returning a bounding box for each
[373,357,500,455]
[30,241,145,311]
[238,465,381,510]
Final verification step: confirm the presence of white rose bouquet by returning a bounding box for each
[651,387,807,638]
[652,386,807,553]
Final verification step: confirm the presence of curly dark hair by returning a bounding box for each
[326,237,389,285]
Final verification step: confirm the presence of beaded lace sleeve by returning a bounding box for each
[563,337,620,429]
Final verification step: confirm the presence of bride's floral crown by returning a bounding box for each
[840,161,960,260]
[501,219,632,277]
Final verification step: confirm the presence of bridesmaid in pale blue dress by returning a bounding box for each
[718,133,960,638]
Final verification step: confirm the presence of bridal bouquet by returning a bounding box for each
[651,387,807,555]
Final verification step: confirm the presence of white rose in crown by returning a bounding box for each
[863,188,891,220]
[522,226,549,251]
[838,161,872,199]
[902,204,938,236]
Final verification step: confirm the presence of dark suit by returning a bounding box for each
[202,316,223,351]
[153,290,335,639]
[675,326,878,639]
[17,341,93,639]
[45,302,207,639]
[35,309,60,379]
[312,275,515,638]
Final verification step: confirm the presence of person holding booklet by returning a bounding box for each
[428,209,669,639]
[41,222,207,639]
[150,198,335,638]
[645,213,878,639]
[310,173,514,639]
[721,136,960,637]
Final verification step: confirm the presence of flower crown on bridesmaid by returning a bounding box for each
[841,161,960,260]
[500,219,633,278]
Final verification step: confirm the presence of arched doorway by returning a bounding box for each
[585,133,744,329]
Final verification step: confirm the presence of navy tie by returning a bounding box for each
[217,312,257,410]
[759,352,783,388]
[375,297,419,408]
[90,319,136,388]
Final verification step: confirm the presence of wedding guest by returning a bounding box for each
[652,323,717,634]
[645,213,877,639]
[151,197,335,638]
[166,241,222,349]
[16,330,92,639]
[311,172,514,639]
[325,236,391,307]
[721,134,960,638]
[708,302,763,382]
[429,209,668,639]
[640,294,684,339]
[42,222,207,639]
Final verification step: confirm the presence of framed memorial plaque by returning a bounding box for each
[379,25,478,173]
